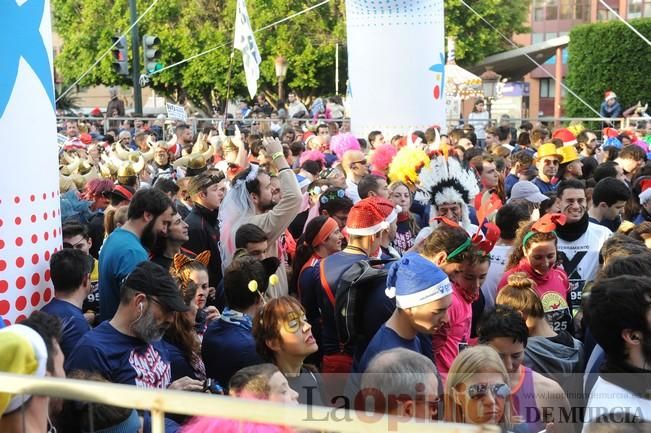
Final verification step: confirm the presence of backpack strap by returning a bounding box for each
[319,259,336,307]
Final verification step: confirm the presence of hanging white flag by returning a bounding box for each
[234,0,261,99]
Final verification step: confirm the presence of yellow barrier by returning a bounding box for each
[0,373,500,433]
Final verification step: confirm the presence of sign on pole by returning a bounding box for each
[166,103,187,122]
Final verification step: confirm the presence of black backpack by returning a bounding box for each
[334,259,395,347]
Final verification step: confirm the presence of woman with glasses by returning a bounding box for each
[444,345,517,430]
[253,296,324,406]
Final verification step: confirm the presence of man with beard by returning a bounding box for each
[578,130,599,180]
[583,275,651,429]
[98,188,174,322]
[66,261,203,393]
[219,137,302,297]
[151,209,190,270]
[183,171,228,288]
[554,180,611,327]
[176,124,194,156]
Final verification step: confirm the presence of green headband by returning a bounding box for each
[447,238,472,261]
[522,230,557,248]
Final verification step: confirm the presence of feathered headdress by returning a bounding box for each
[415,155,480,232]
[387,146,430,187]
[368,143,397,176]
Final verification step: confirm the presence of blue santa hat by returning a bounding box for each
[385,252,452,309]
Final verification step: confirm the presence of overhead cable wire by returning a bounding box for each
[459,0,601,117]
[149,0,331,76]
[598,0,651,47]
[55,0,163,103]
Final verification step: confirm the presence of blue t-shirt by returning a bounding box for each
[532,177,557,194]
[65,321,172,389]
[98,228,148,322]
[41,298,91,359]
[201,312,262,389]
[0,315,5,328]
[353,324,422,374]
[505,173,519,197]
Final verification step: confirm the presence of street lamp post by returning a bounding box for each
[275,56,288,101]
[480,66,500,124]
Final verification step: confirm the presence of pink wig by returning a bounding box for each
[182,417,295,433]
[368,143,397,175]
[84,178,114,199]
[330,133,360,160]
[299,149,326,167]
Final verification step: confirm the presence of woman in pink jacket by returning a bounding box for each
[497,214,572,333]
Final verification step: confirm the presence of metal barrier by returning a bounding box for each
[0,372,499,433]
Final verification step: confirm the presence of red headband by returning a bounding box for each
[312,218,339,247]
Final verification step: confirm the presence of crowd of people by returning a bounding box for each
[1,96,651,433]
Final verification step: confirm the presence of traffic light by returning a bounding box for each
[111,36,129,76]
[142,35,161,73]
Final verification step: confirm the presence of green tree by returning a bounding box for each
[53,0,346,113]
[52,0,527,111]
[445,0,530,66]
[566,19,651,117]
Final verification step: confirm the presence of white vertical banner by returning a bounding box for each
[345,0,445,138]
[234,0,262,99]
[0,0,61,325]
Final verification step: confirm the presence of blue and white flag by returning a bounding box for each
[234,0,261,98]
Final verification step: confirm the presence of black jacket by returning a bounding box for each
[183,204,222,287]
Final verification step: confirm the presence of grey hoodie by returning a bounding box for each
[525,332,585,405]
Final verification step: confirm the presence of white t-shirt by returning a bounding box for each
[556,222,611,314]
[345,178,361,203]
[481,244,512,312]
[468,111,489,139]
[582,376,651,432]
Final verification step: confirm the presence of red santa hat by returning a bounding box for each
[604,91,617,102]
[552,128,577,146]
[346,197,391,236]
[372,197,401,225]
[639,179,651,205]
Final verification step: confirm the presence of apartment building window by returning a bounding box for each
[540,79,568,98]
[540,79,553,98]
[597,0,619,20]
[628,0,651,18]
[575,0,591,21]
[546,0,559,19]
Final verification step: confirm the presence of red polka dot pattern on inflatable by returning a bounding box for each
[0,190,61,324]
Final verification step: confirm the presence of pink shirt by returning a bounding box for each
[432,283,473,382]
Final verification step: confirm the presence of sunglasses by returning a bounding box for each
[352,159,367,166]
[466,383,510,400]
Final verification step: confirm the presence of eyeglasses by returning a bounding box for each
[283,311,309,334]
[466,383,510,400]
